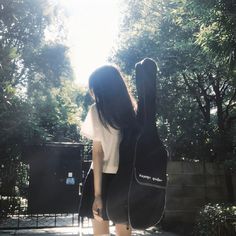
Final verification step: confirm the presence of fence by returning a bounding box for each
[0,144,235,231]
[0,142,92,229]
[164,161,229,223]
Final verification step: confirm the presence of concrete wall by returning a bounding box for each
[163,161,228,225]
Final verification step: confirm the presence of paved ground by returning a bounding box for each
[0,215,181,236]
[0,226,180,236]
[0,216,180,236]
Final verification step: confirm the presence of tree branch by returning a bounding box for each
[182,73,210,123]
[220,79,230,96]
[225,88,236,120]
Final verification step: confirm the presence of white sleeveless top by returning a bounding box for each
[80,104,121,174]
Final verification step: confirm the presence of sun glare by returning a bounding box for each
[58,0,120,86]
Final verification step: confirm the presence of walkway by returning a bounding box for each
[0,216,180,236]
[0,227,179,236]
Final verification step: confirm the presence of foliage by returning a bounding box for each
[111,0,236,161]
[193,203,236,236]
[0,0,83,200]
[188,0,236,75]
[0,196,27,216]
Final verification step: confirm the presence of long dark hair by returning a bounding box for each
[89,65,136,131]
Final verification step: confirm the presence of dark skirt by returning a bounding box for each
[79,168,115,220]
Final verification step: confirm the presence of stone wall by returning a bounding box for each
[163,161,228,225]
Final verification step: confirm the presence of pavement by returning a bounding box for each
[0,228,179,236]
[0,226,180,236]
[0,216,181,236]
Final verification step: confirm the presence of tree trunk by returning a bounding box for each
[224,167,235,203]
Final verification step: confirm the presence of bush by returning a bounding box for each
[193,203,236,236]
[0,196,27,217]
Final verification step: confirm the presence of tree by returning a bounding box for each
[0,0,81,204]
[111,0,236,162]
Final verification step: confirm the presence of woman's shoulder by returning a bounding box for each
[87,103,97,115]
[90,103,120,134]
[88,103,104,129]
[89,103,96,110]
[90,103,100,118]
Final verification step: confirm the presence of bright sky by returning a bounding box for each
[58,0,120,86]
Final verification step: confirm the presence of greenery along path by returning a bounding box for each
[113,0,236,164]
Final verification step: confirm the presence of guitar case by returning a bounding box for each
[106,58,168,229]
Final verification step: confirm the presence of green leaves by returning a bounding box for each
[112,0,236,161]
[0,0,82,198]
[194,203,236,236]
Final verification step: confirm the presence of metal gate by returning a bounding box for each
[0,142,92,229]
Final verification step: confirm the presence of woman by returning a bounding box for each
[79,65,136,236]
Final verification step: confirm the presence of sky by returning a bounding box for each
[58,0,120,86]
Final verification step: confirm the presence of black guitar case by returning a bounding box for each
[106,58,168,229]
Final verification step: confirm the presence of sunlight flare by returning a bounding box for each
[59,0,120,86]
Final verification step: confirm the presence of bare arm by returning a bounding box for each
[92,141,104,197]
[92,141,104,221]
